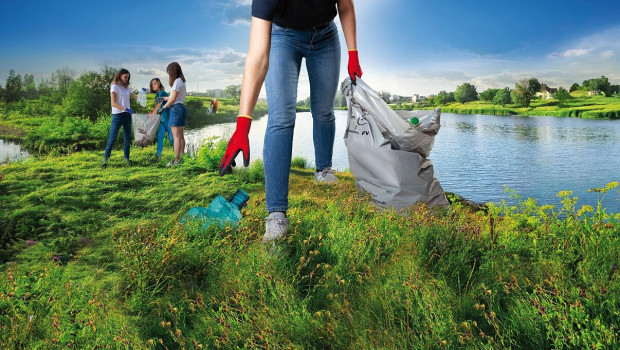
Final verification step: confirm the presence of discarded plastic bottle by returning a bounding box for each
[137,88,147,108]
[181,189,250,230]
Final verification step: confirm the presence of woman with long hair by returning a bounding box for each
[103,68,140,168]
[148,77,174,160]
[159,62,187,166]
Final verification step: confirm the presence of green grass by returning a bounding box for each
[1,143,618,349]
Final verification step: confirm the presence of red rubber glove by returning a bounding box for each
[347,49,363,83]
[219,116,251,176]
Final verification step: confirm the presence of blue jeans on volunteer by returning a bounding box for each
[264,21,341,214]
[103,112,132,163]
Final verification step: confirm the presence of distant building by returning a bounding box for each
[588,90,601,96]
[411,94,427,103]
[537,84,558,100]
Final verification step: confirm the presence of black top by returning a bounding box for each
[252,0,338,30]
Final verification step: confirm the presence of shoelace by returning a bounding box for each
[321,168,334,177]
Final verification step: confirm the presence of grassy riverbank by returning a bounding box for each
[396,91,620,119]
[1,144,618,348]
[0,96,267,156]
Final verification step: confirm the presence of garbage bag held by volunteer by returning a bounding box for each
[341,77,449,210]
[132,113,161,147]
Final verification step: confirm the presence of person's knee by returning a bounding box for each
[312,110,335,123]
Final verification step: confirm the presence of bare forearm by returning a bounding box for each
[239,57,269,116]
[151,102,163,114]
[162,91,178,109]
[338,0,358,50]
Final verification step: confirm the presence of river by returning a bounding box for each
[0,139,29,165]
[185,111,620,213]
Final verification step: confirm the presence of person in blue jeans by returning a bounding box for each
[159,62,188,166]
[103,68,140,168]
[218,0,363,242]
[148,77,174,160]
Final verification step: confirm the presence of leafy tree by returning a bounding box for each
[51,68,75,97]
[582,78,598,91]
[610,85,620,96]
[23,73,38,99]
[4,69,23,103]
[0,84,4,102]
[479,88,500,101]
[528,78,542,96]
[553,87,572,106]
[62,67,117,120]
[454,83,478,104]
[569,83,580,92]
[435,90,455,105]
[512,78,534,107]
[582,76,611,96]
[492,88,512,106]
[224,84,241,102]
[597,76,611,96]
[377,90,391,103]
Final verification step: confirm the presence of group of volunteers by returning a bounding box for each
[103,62,187,168]
[103,0,363,243]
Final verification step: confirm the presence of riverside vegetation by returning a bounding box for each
[0,146,618,349]
[0,67,619,348]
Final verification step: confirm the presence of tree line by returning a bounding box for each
[2,68,618,117]
[380,76,619,108]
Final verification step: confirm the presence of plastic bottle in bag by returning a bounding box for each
[409,114,432,127]
[181,189,250,229]
[137,88,147,107]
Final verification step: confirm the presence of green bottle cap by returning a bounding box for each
[410,117,419,125]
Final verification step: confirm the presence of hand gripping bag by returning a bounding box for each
[132,113,161,147]
[341,77,449,210]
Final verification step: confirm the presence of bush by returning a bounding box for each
[291,157,308,169]
[187,137,228,172]
[185,98,204,115]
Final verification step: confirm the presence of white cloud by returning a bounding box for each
[135,68,166,76]
[601,50,614,59]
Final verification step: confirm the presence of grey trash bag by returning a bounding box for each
[341,77,449,210]
[132,113,161,147]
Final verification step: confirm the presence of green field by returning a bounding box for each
[1,141,618,348]
[396,91,620,119]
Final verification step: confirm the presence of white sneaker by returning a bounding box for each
[315,167,338,183]
[166,159,180,167]
[262,213,290,243]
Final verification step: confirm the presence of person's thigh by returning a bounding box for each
[306,24,341,119]
[265,24,307,127]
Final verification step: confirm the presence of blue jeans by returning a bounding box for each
[264,21,341,213]
[156,120,174,157]
[104,112,132,160]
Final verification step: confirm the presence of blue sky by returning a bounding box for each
[1,0,619,97]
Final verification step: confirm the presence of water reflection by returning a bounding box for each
[453,121,477,133]
[184,112,620,212]
[0,139,29,164]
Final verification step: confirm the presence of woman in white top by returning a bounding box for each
[103,68,139,168]
[160,62,187,166]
